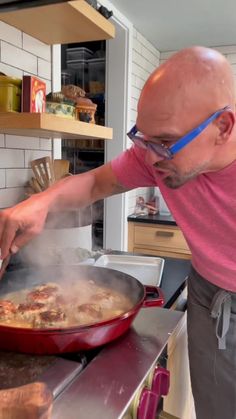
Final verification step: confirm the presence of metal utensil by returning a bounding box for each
[0,254,11,281]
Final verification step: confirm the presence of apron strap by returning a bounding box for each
[210,290,231,350]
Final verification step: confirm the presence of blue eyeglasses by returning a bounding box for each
[127,106,230,160]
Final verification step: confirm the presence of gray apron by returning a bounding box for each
[187,267,236,419]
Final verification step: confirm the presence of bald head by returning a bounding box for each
[137,46,235,132]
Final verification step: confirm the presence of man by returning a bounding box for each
[0,46,236,418]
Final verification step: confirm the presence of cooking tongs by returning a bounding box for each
[0,254,10,280]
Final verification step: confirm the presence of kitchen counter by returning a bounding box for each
[128,213,176,226]
[160,256,190,308]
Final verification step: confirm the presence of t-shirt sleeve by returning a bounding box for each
[111,145,158,189]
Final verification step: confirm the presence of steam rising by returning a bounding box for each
[0,265,143,309]
[4,205,143,311]
[18,206,94,267]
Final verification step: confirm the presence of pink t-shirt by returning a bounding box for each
[111,145,236,291]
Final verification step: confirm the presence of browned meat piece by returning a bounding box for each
[92,290,122,309]
[18,302,45,312]
[17,301,47,326]
[76,303,102,325]
[27,283,61,304]
[78,303,102,317]
[17,302,46,322]
[0,300,16,320]
[55,294,67,306]
[34,309,67,328]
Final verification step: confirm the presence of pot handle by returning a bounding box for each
[142,286,164,307]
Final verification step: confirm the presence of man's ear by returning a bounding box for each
[215,109,235,145]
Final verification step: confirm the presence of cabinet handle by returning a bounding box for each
[155,231,174,238]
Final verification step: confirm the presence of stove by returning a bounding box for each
[1,256,184,418]
[0,351,85,397]
[0,308,183,419]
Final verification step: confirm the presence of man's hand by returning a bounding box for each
[0,194,50,260]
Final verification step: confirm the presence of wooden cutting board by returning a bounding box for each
[0,382,53,418]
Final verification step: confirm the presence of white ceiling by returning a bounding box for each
[110,0,236,52]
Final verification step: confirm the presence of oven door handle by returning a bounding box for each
[137,387,158,419]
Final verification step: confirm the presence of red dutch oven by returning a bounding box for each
[0,265,164,355]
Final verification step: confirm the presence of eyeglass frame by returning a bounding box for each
[127,106,231,160]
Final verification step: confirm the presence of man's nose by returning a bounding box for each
[145,148,165,165]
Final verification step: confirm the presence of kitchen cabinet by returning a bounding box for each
[164,311,196,419]
[128,221,191,260]
[0,0,115,45]
[0,0,115,141]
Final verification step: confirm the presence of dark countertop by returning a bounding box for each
[106,250,191,309]
[128,212,177,226]
[160,256,190,308]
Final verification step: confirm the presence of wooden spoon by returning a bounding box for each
[29,177,43,193]
[53,159,70,181]
[31,157,55,190]
[0,382,53,419]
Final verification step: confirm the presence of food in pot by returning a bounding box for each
[0,279,132,329]
[76,303,102,323]
[0,300,17,321]
[27,283,61,304]
[92,290,123,309]
[34,309,67,328]
[15,302,46,326]
[18,302,46,321]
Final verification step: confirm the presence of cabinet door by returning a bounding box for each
[134,225,189,251]
[133,247,190,260]
[164,312,196,419]
[128,222,191,259]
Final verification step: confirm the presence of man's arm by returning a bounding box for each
[0,162,129,259]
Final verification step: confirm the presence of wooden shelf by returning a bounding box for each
[0,113,113,140]
[0,0,115,45]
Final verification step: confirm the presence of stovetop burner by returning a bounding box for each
[0,348,99,398]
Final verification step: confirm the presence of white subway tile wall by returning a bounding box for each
[0,169,5,188]
[6,169,31,188]
[1,41,38,74]
[127,28,160,214]
[0,23,52,209]
[0,187,25,208]
[0,134,4,147]
[25,150,52,168]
